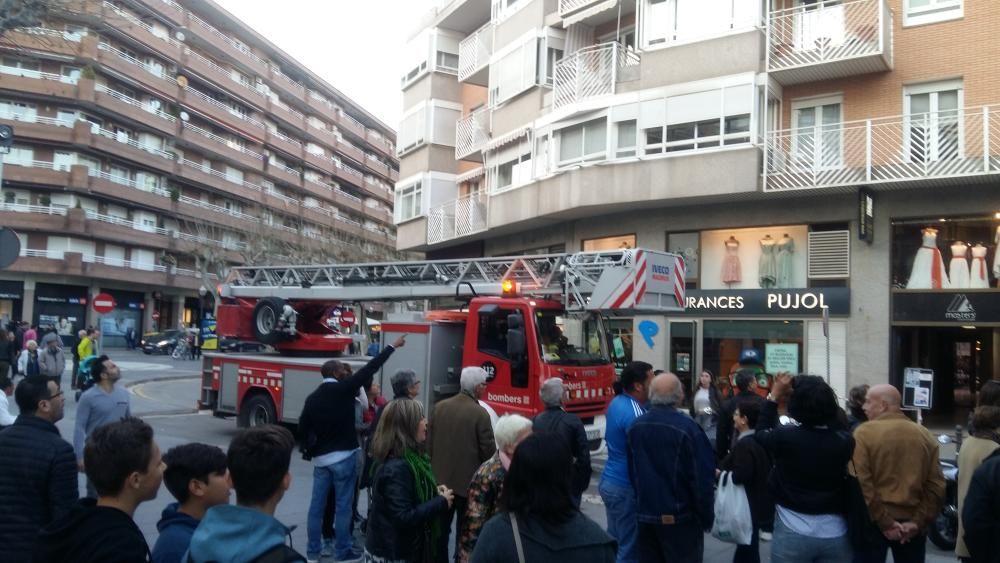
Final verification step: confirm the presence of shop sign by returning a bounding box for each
[858,188,874,244]
[893,291,1000,324]
[0,280,22,300]
[675,288,850,317]
[36,296,87,305]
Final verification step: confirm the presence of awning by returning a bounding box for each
[456,166,485,183]
[484,126,532,152]
[563,0,618,27]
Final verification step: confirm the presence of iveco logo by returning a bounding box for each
[651,265,672,275]
[945,294,976,321]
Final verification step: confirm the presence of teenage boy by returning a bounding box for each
[187,425,306,563]
[34,417,164,563]
[152,443,231,563]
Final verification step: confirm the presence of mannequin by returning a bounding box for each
[759,235,778,289]
[776,233,794,288]
[970,243,989,289]
[721,236,742,285]
[949,241,970,289]
[906,228,950,289]
[994,226,1000,281]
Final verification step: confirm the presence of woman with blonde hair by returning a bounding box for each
[365,399,453,563]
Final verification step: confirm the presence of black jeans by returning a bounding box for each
[854,531,926,563]
[637,522,704,563]
[733,528,760,563]
[438,495,469,562]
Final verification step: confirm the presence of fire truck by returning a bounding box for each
[199,249,685,448]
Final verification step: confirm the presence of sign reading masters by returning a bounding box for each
[674,288,850,317]
[893,291,1000,324]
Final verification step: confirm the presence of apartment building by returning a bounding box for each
[0,0,399,344]
[396,0,1000,419]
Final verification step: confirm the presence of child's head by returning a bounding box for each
[162,443,230,508]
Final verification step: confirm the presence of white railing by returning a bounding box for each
[0,109,73,128]
[0,64,65,82]
[456,107,491,159]
[269,129,302,148]
[20,249,61,259]
[185,88,264,128]
[265,188,298,205]
[273,164,301,178]
[272,67,305,93]
[94,127,174,160]
[179,158,257,191]
[184,47,261,98]
[97,43,170,80]
[340,111,365,132]
[553,42,640,109]
[183,122,263,159]
[458,22,493,82]
[764,104,1000,192]
[0,202,67,215]
[273,98,304,120]
[94,169,138,188]
[427,191,489,244]
[341,216,362,227]
[342,165,363,179]
[559,0,608,16]
[102,1,180,46]
[189,13,266,65]
[94,85,176,122]
[767,0,890,72]
[335,187,362,203]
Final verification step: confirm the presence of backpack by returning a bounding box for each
[76,356,100,393]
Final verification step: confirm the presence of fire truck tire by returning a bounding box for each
[252,297,287,345]
[238,393,277,428]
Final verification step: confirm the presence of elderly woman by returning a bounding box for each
[16,339,40,377]
[956,380,1000,562]
[457,414,533,563]
[532,378,592,507]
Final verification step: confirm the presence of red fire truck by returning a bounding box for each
[199,249,685,448]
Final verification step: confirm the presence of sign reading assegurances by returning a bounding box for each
[586,250,686,313]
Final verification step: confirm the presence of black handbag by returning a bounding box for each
[845,461,882,551]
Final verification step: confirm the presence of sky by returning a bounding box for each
[214,0,438,131]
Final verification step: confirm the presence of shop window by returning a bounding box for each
[700,226,808,290]
[702,320,804,388]
[891,216,996,290]
[583,234,636,251]
[668,232,700,285]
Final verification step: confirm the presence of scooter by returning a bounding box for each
[929,434,959,551]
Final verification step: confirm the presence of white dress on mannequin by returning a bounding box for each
[970,244,990,288]
[949,242,970,289]
[906,228,950,289]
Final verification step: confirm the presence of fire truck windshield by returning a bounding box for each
[535,310,610,366]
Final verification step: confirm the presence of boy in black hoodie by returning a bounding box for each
[34,417,164,563]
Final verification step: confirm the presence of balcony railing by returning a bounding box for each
[458,22,493,83]
[94,127,174,160]
[0,202,68,215]
[767,0,892,84]
[427,191,488,244]
[189,13,266,66]
[0,64,68,83]
[456,107,491,159]
[554,42,640,110]
[97,43,170,80]
[764,104,1000,192]
[102,1,181,46]
[184,122,263,159]
[95,84,176,122]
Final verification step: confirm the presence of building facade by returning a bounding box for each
[0,0,399,345]
[396,0,1000,420]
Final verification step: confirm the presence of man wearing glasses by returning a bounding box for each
[0,375,77,562]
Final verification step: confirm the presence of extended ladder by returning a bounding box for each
[221,248,686,313]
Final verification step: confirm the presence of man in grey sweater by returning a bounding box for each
[74,355,130,498]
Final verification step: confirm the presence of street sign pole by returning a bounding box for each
[822,306,830,385]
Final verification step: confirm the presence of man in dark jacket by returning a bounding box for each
[962,449,1000,563]
[299,334,405,562]
[627,372,715,563]
[34,417,163,563]
[716,369,765,461]
[0,376,76,561]
[429,366,497,561]
[533,377,591,507]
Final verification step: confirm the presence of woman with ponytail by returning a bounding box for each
[365,399,454,563]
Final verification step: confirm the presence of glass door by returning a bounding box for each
[668,320,697,396]
[906,86,961,164]
[792,99,842,170]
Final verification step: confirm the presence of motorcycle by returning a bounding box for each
[929,434,959,551]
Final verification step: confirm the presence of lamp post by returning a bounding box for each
[197,286,207,327]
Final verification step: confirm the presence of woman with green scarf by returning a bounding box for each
[365,399,454,563]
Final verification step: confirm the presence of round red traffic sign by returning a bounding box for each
[340,310,356,327]
[92,293,116,314]
[152,311,160,320]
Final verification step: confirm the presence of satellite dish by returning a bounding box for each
[0,228,21,269]
[176,75,188,88]
[175,30,186,41]
[179,111,190,122]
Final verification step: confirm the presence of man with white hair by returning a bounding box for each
[458,413,532,563]
[627,372,716,562]
[429,366,497,562]
[533,377,592,507]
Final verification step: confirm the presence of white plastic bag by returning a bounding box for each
[710,471,753,545]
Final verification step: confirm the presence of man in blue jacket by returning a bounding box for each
[151,443,230,563]
[627,372,716,563]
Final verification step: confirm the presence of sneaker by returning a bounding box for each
[759,531,773,542]
[335,546,364,562]
[321,539,334,557]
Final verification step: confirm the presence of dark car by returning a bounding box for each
[141,330,182,355]
[218,337,266,353]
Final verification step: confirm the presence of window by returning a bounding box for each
[6,146,33,166]
[558,118,607,164]
[61,66,81,84]
[642,0,759,48]
[57,109,77,126]
[489,37,538,106]
[108,165,131,185]
[496,151,532,190]
[905,80,962,164]
[538,46,564,87]
[435,51,459,72]
[904,0,962,26]
[792,96,843,170]
[396,181,423,221]
[225,166,244,184]
[666,119,720,152]
[642,83,754,155]
[397,102,461,154]
[53,151,74,171]
[476,305,528,387]
[0,101,36,121]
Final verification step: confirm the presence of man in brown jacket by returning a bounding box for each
[853,384,945,563]
[429,366,496,562]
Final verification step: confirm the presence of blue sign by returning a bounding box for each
[638,320,659,349]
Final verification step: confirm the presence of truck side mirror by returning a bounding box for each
[506,313,525,359]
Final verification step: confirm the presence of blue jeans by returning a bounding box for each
[599,480,638,563]
[308,453,359,559]
[770,514,852,563]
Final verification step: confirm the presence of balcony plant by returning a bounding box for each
[169,187,180,201]
[81,65,97,81]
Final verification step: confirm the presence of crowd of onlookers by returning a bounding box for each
[1,325,1000,563]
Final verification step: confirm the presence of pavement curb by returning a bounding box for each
[124,374,200,388]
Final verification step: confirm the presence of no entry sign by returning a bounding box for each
[93,293,116,314]
[340,310,356,327]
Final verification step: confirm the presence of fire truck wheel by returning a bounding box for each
[238,393,277,428]
[252,297,287,345]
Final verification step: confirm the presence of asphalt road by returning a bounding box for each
[11,349,957,562]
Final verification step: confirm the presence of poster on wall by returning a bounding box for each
[765,343,799,374]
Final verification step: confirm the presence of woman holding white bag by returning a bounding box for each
[719,399,774,563]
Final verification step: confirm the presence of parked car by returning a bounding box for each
[141,330,182,355]
[218,337,266,353]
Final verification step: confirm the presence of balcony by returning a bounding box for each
[89,126,175,173]
[767,0,892,85]
[332,162,365,189]
[96,42,179,98]
[0,63,80,100]
[333,187,365,214]
[90,83,177,136]
[269,67,308,106]
[180,48,266,110]
[187,13,270,78]
[458,22,493,85]
[0,27,88,59]
[304,150,334,174]
[426,192,488,244]
[0,111,75,144]
[14,248,204,290]
[266,162,303,187]
[334,138,366,165]
[269,98,306,130]
[365,156,391,178]
[101,1,182,62]
[366,131,396,159]
[179,87,265,137]
[456,107,490,160]
[553,42,640,110]
[763,105,1000,192]
[335,111,367,142]
[132,0,186,25]
[265,129,304,159]
[176,158,262,199]
[178,122,264,171]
